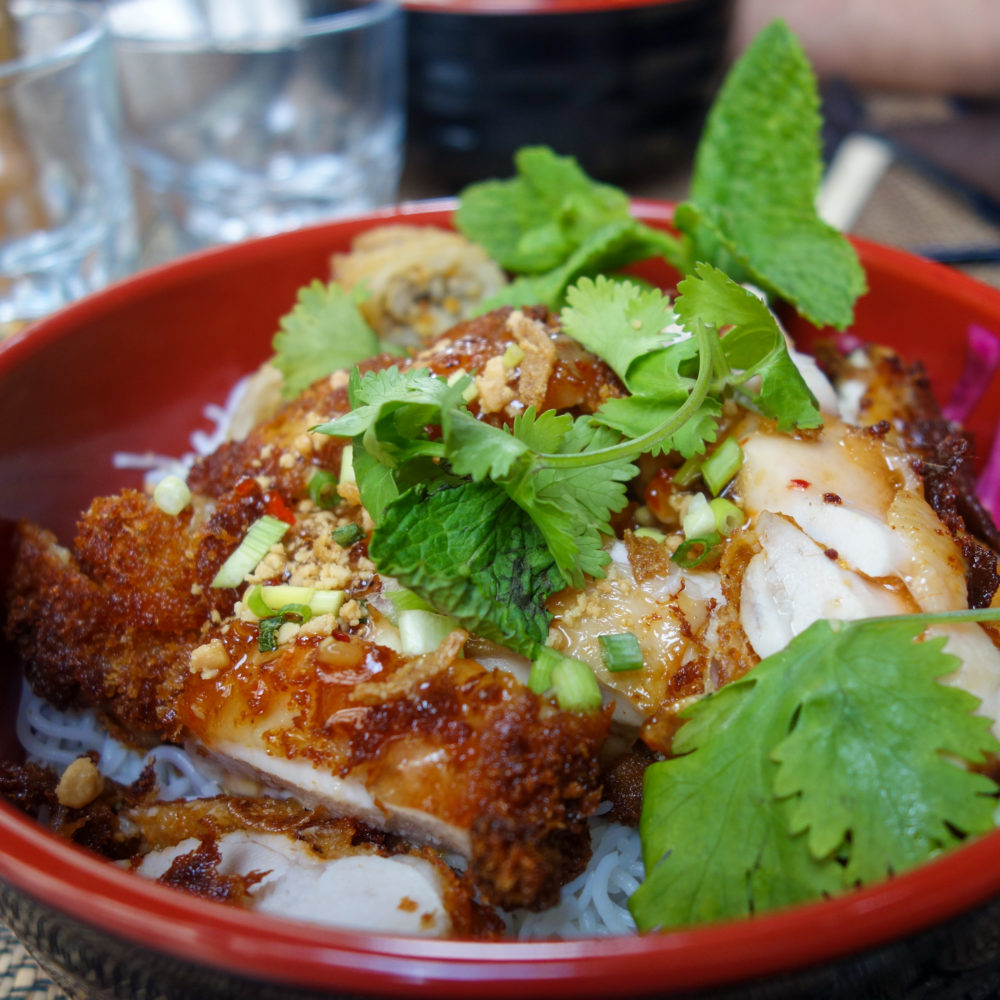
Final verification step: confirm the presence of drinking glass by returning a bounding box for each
[107,0,405,259]
[0,2,138,337]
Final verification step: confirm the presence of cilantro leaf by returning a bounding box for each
[455,147,634,273]
[457,147,687,311]
[630,617,999,931]
[560,276,681,385]
[313,366,455,440]
[511,415,636,587]
[595,392,722,459]
[673,263,822,431]
[370,480,563,656]
[558,269,819,458]
[676,20,866,329]
[480,218,682,313]
[271,281,381,398]
[771,619,999,883]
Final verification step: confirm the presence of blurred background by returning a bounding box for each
[0,0,998,345]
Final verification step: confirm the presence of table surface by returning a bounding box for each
[3,91,1000,1000]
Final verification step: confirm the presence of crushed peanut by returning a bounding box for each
[55,756,104,809]
[337,481,362,506]
[475,355,516,414]
[190,638,230,679]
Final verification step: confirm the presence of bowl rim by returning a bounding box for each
[4,199,1000,997]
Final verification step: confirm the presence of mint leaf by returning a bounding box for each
[676,20,866,329]
[271,281,380,398]
[630,617,998,931]
[371,480,563,656]
[513,417,636,587]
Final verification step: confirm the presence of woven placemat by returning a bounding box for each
[0,923,67,1000]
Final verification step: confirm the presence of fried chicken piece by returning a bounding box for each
[1,758,503,938]
[822,343,1000,606]
[5,308,621,911]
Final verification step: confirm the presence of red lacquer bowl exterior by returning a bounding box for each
[3,202,1000,1000]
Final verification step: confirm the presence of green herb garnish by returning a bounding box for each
[456,21,864,329]
[316,368,637,656]
[563,267,821,459]
[630,612,1000,931]
[307,469,339,509]
[271,281,381,398]
[331,523,364,547]
[598,633,644,673]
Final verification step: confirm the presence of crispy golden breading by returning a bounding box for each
[5,307,622,911]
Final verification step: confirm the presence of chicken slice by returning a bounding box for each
[0,758,503,938]
[736,419,1000,735]
[137,832,478,936]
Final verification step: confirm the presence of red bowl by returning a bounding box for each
[3,202,1000,1000]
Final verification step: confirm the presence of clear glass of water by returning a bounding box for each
[0,4,138,338]
[108,0,405,261]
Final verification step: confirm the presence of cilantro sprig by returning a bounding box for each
[562,267,821,459]
[314,368,637,655]
[456,21,865,330]
[313,262,822,656]
[630,612,1000,931]
[271,280,382,398]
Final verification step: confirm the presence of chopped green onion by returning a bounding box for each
[528,646,559,695]
[702,438,743,496]
[529,648,603,712]
[245,585,272,618]
[275,602,312,625]
[599,633,644,672]
[446,370,479,403]
[710,497,745,535]
[672,532,723,569]
[398,609,458,655]
[247,584,344,619]
[331,523,364,547]
[503,344,525,368]
[258,617,283,653]
[153,475,191,516]
[260,584,316,609]
[386,588,436,614]
[551,656,603,712]
[339,445,355,485]
[309,590,346,616]
[672,455,703,488]
[211,515,288,589]
[308,469,338,509]
[681,494,715,539]
[633,527,667,542]
[371,617,403,653]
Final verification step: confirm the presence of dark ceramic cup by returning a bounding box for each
[403,0,735,186]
